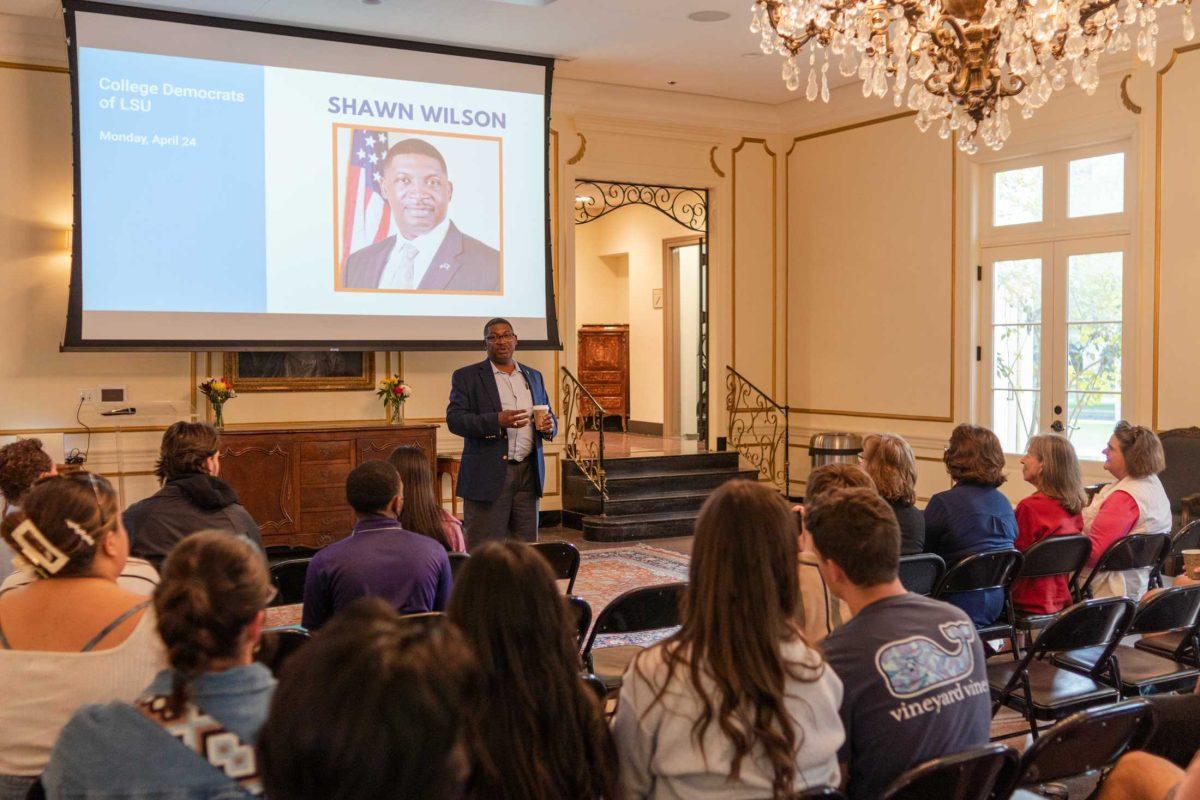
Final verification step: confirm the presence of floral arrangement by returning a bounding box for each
[199,377,236,429]
[377,375,413,424]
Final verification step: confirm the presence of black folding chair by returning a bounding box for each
[1155,520,1200,584]
[448,551,470,579]
[580,672,607,702]
[934,549,1023,657]
[880,743,1019,800]
[268,558,311,606]
[898,553,946,596]
[256,627,312,677]
[568,594,593,646]
[1000,699,1155,798]
[989,597,1135,739]
[1012,534,1092,635]
[265,544,319,564]
[1056,584,1200,696]
[1077,533,1171,600]
[532,540,582,593]
[582,582,686,691]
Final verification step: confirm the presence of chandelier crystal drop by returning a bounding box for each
[752,0,1194,152]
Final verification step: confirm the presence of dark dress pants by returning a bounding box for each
[462,459,539,549]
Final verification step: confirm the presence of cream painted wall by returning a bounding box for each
[571,204,694,425]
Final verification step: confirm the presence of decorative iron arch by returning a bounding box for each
[573,180,707,233]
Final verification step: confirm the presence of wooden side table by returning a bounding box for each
[437,456,461,517]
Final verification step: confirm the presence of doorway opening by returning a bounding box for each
[572,180,709,447]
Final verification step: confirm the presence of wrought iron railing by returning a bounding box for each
[561,367,608,510]
[725,366,790,493]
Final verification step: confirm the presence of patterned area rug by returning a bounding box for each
[264,543,691,637]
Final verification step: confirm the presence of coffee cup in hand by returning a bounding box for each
[1183,549,1200,580]
[532,405,550,427]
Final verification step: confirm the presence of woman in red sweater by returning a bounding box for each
[1011,434,1089,614]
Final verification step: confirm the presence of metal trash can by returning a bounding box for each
[809,432,863,468]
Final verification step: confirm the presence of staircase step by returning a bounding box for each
[565,467,760,501]
[598,451,741,475]
[581,510,700,542]
[568,489,711,517]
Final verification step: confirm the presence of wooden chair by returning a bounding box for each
[436,455,461,516]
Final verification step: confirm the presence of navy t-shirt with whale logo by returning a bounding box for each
[820,592,991,800]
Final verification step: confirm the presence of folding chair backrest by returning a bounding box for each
[568,594,593,646]
[1162,520,1200,577]
[1129,584,1200,636]
[1081,533,1171,597]
[880,743,1019,800]
[898,554,945,596]
[256,628,312,677]
[580,673,607,702]
[531,541,582,593]
[265,544,320,563]
[1033,597,1136,656]
[448,551,470,579]
[1010,699,1155,789]
[1017,535,1091,581]
[582,582,686,657]
[935,549,1022,596]
[268,558,311,606]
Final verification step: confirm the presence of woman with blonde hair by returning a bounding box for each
[1011,434,1088,614]
[861,434,924,554]
[614,480,844,799]
[0,473,163,799]
[1084,421,1171,599]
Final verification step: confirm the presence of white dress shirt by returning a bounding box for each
[377,216,451,289]
[492,360,534,462]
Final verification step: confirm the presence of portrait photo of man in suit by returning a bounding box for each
[341,137,501,292]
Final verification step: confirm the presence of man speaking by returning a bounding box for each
[343,137,500,292]
[446,318,556,547]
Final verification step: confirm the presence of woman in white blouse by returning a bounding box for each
[0,472,164,799]
[612,480,844,800]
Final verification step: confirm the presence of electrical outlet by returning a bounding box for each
[78,388,97,403]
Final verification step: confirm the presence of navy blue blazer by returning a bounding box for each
[446,359,557,502]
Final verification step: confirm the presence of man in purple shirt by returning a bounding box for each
[301,460,452,630]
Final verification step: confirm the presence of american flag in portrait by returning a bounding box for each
[341,129,395,267]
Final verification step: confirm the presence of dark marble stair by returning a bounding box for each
[561,450,758,542]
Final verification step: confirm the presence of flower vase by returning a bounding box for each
[388,401,403,425]
[211,401,225,430]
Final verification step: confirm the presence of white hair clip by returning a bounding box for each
[10,518,69,577]
[65,519,96,547]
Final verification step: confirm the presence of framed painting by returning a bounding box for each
[223,352,376,392]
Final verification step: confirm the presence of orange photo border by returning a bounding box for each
[331,122,505,296]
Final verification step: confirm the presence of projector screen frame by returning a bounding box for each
[60,0,560,352]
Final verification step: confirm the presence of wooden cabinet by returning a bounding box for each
[577,324,630,430]
[219,422,438,549]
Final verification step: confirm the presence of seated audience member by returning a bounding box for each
[1012,434,1088,614]
[1095,750,1200,800]
[924,423,1018,626]
[614,480,844,799]
[388,445,466,552]
[43,531,276,799]
[0,438,57,584]
[0,473,164,799]
[861,433,925,554]
[1083,421,1171,599]
[798,464,873,641]
[448,541,618,799]
[301,460,451,630]
[124,422,263,570]
[809,487,991,800]
[259,598,478,800]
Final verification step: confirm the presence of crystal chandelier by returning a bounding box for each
[751,0,1195,151]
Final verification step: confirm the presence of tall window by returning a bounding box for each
[980,143,1132,461]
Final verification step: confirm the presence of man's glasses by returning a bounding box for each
[486,333,516,343]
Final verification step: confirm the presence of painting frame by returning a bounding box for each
[223,352,376,393]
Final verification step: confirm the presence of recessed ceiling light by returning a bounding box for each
[687,10,731,22]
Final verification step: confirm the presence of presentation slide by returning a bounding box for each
[64,3,556,348]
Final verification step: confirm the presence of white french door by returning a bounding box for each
[982,235,1129,463]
